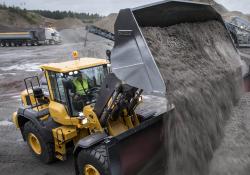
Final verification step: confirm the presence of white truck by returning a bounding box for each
[0,27,61,47]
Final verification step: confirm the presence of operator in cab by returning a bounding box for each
[72,73,89,96]
[72,73,91,111]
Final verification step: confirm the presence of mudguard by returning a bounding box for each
[17,107,55,142]
[74,132,108,150]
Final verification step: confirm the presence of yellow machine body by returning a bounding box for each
[40,57,108,73]
[13,57,140,161]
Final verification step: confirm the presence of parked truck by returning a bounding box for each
[0,27,61,47]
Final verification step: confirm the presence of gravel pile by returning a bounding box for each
[142,20,243,175]
[93,13,117,33]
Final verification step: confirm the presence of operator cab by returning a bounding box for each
[41,57,109,117]
[51,65,107,116]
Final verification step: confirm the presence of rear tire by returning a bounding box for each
[5,42,10,47]
[50,40,55,45]
[10,42,15,47]
[23,121,55,163]
[77,145,109,175]
[33,41,38,46]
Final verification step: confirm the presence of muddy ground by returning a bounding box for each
[0,27,250,175]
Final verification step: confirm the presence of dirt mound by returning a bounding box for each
[192,0,228,13]
[212,2,228,13]
[53,17,85,30]
[191,0,250,23]
[94,13,117,33]
[223,11,250,22]
[142,20,242,175]
[0,9,85,31]
[0,9,41,29]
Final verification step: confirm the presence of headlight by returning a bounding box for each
[78,112,84,117]
[82,118,88,125]
[138,96,143,102]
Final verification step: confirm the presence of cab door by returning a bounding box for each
[46,71,74,125]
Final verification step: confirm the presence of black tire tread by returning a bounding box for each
[78,145,109,175]
[23,121,55,164]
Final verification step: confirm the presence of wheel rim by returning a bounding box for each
[28,133,42,155]
[84,164,100,175]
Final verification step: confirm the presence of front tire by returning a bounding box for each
[23,121,55,163]
[77,145,109,175]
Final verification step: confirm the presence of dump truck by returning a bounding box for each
[12,1,238,175]
[0,27,61,47]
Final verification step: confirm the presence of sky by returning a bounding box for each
[0,0,249,15]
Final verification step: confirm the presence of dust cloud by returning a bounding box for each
[59,28,113,58]
[142,21,243,175]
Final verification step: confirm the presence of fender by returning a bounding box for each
[17,107,55,142]
[74,132,108,153]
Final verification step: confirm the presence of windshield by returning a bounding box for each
[64,65,107,116]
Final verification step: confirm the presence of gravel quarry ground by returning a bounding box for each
[0,25,250,175]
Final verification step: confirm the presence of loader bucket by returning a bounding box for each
[104,111,171,175]
[111,0,228,95]
[106,0,231,174]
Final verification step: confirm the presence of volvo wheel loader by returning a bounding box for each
[12,55,170,174]
[12,1,230,175]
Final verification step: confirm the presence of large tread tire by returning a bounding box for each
[77,145,110,175]
[23,121,55,164]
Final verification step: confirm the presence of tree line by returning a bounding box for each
[33,10,101,22]
[0,3,101,23]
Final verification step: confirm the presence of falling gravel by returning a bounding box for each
[142,21,243,175]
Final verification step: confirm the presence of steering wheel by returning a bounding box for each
[88,87,100,92]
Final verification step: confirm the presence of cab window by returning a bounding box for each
[48,71,66,103]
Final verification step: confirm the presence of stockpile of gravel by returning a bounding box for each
[93,13,117,33]
[142,20,243,175]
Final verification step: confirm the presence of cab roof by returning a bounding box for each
[40,57,108,73]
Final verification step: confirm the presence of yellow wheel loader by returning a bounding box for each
[12,1,231,174]
[12,56,170,174]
